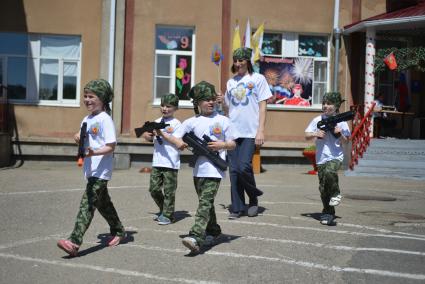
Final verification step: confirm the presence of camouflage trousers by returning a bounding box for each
[317,159,342,215]
[69,177,125,245]
[149,167,178,220]
[189,177,222,246]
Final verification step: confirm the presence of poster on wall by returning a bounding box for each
[259,57,313,107]
[155,26,193,51]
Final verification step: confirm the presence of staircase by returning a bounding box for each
[345,139,425,180]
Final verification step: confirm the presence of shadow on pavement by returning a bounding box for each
[65,230,137,258]
[178,233,242,257]
[300,212,322,221]
[174,210,191,222]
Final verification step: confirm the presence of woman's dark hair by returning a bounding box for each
[231,59,254,74]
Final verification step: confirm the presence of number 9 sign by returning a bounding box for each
[180,36,189,49]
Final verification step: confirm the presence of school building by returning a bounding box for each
[1,0,424,168]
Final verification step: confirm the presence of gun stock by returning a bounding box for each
[77,122,87,167]
[182,132,228,171]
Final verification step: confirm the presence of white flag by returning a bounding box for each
[244,18,251,48]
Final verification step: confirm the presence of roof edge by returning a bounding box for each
[343,15,425,35]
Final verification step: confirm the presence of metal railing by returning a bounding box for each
[349,102,376,170]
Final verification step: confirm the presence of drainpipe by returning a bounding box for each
[333,0,341,92]
[108,0,116,86]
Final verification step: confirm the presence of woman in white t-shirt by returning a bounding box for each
[218,47,272,219]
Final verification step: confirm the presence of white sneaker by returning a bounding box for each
[329,195,342,206]
[182,237,200,253]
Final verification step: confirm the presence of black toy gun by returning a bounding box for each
[317,110,355,138]
[77,122,87,167]
[182,132,228,171]
[134,120,169,145]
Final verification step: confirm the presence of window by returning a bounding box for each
[259,32,330,109]
[0,32,81,106]
[154,26,195,105]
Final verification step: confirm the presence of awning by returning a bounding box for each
[343,3,425,34]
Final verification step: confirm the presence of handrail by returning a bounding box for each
[349,102,376,170]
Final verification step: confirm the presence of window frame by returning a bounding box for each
[0,32,82,107]
[261,31,331,111]
[153,25,196,108]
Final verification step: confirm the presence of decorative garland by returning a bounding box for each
[375,47,425,72]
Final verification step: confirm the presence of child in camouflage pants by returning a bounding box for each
[141,93,181,225]
[159,81,236,254]
[305,92,351,226]
[57,79,125,257]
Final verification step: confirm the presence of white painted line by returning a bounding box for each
[221,220,425,241]
[132,227,425,257]
[0,252,220,284]
[215,211,425,239]
[0,235,60,250]
[82,240,425,281]
[204,250,425,281]
[242,235,425,256]
[261,201,319,206]
[260,200,363,208]
[1,229,424,281]
[0,185,147,196]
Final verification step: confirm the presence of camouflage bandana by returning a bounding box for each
[84,79,113,104]
[233,47,252,60]
[322,92,344,109]
[161,93,179,108]
[188,81,217,103]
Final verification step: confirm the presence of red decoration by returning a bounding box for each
[384,52,397,70]
[302,149,317,175]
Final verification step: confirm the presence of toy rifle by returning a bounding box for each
[134,120,169,145]
[182,131,228,171]
[77,122,87,167]
[317,110,355,138]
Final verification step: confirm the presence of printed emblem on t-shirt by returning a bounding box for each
[165,125,174,134]
[229,82,250,106]
[209,122,223,139]
[90,122,100,135]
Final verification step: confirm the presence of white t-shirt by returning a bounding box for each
[225,72,272,138]
[152,116,181,169]
[174,112,234,178]
[305,115,351,165]
[82,111,116,180]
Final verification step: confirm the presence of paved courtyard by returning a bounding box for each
[0,162,424,283]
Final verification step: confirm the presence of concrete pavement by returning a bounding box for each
[0,162,424,283]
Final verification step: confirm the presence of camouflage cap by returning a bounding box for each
[233,47,253,60]
[161,93,179,108]
[322,92,345,109]
[188,81,217,103]
[84,79,113,104]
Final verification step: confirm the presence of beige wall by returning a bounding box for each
[230,0,336,141]
[362,0,386,20]
[1,0,103,138]
[2,0,391,142]
[130,0,223,130]
[129,0,341,142]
